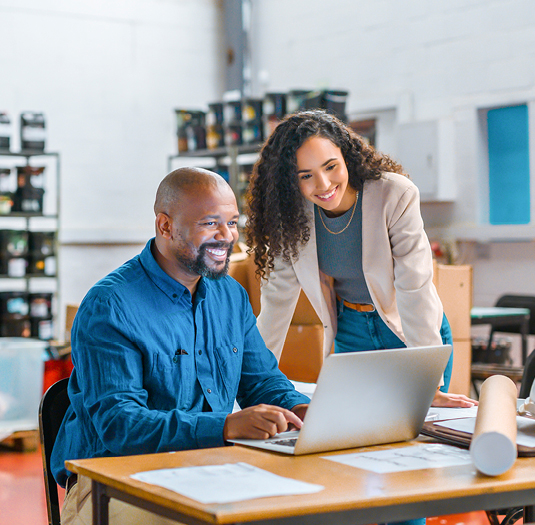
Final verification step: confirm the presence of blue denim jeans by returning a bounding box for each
[334,301,453,391]
[334,301,455,525]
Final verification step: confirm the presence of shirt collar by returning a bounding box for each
[139,238,191,304]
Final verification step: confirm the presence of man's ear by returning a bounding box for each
[155,212,172,239]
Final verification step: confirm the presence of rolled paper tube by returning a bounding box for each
[470,375,518,476]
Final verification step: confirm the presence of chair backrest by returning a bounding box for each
[493,294,535,335]
[38,378,71,525]
[520,349,535,399]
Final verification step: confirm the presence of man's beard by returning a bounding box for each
[177,241,233,280]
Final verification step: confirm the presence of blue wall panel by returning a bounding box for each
[488,105,530,225]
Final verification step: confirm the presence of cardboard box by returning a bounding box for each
[449,339,472,397]
[229,254,320,323]
[434,263,473,340]
[279,324,324,384]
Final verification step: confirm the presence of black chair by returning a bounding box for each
[38,378,70,525]
[488,294,535,363]
[520,349,535,399]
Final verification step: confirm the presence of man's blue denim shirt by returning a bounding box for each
[51,239,309,486]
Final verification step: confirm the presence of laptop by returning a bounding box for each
[230,344,452,455]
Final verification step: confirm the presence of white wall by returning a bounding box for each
[249,0,535,308]
[3,0,535,338]
[0,0,224,328]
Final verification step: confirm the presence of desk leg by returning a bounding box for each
[92,480,110,525]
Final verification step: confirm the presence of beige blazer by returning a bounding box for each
[256,172,444,361]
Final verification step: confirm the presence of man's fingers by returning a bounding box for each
[224,404,305,441]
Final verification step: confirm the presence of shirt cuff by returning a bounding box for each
[195,412,227,449]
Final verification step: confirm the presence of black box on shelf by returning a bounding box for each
[0,314,31,337]
[0,112,11,151]
[29,292,53,318]
[175,109,206,153]
[0,291,29,316]
[12,186,45,213]
[0,256,27,277]
[30,315,54,340]
[0,230,29,257]
[206,103,225,150]
[20,112,46,152]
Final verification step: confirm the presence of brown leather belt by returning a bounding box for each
[66,473,78,494]
[336,295,376,312]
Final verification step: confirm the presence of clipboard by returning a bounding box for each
[421,420,535,457]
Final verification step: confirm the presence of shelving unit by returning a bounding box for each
[168,143,261,218]
[0,150,60,340]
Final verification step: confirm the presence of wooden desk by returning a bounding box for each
[471,307,530,364]
[66,439,535,525]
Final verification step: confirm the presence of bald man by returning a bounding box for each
[52,168,309,525]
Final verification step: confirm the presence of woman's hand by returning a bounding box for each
[432,389,479,407]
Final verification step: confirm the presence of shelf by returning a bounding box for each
[0,150,59,158]
[0,274,56,279]
[168,143,261,160]
[0,213,58,219]
[0,150,60,340]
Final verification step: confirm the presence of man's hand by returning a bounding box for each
[223,404,304,441]
[290,403,308,427]
[432,389,479,407]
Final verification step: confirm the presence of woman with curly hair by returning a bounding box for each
[245,109,475,409]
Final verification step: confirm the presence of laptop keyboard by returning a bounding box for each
[271,438,298,447]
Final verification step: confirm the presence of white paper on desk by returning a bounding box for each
[426,405,478,421]
[290,380,316,398]
[131,462,324,504]
[437,416,535,447]
[322,444,472,474]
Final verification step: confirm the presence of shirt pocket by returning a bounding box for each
[213,344,242,399]
[147,352,194,410]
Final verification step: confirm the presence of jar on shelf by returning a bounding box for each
[263,93,286,139]
[322,90,349,121]
[27,231,56,275]
[0,167,13,215]
[223,100,242,126]
[175,109,206,153]
[242,99,263,145]
[286,90,310,114]
[206,103,225,150]
[29,292,54,340]
[0,291,31,337]
[13,166,45,213]
[0,230,29,276]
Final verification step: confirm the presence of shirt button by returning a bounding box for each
[172,293,177,298]
[198,350,202,355]
[207,388,212,393]
[233,347,238,353]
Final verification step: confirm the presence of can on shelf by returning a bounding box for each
[263,93,287,139]
[0,230,29,257]
[29,292,53,318]
[20,112,46,152]
[0,315,31,337]
[30,316,54,340]
[0,113,11,151]
[206,103,225,150]
[0,291,29,316]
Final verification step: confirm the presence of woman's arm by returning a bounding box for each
[256,257,303,360]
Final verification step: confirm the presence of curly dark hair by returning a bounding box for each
[245,109,406,278]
